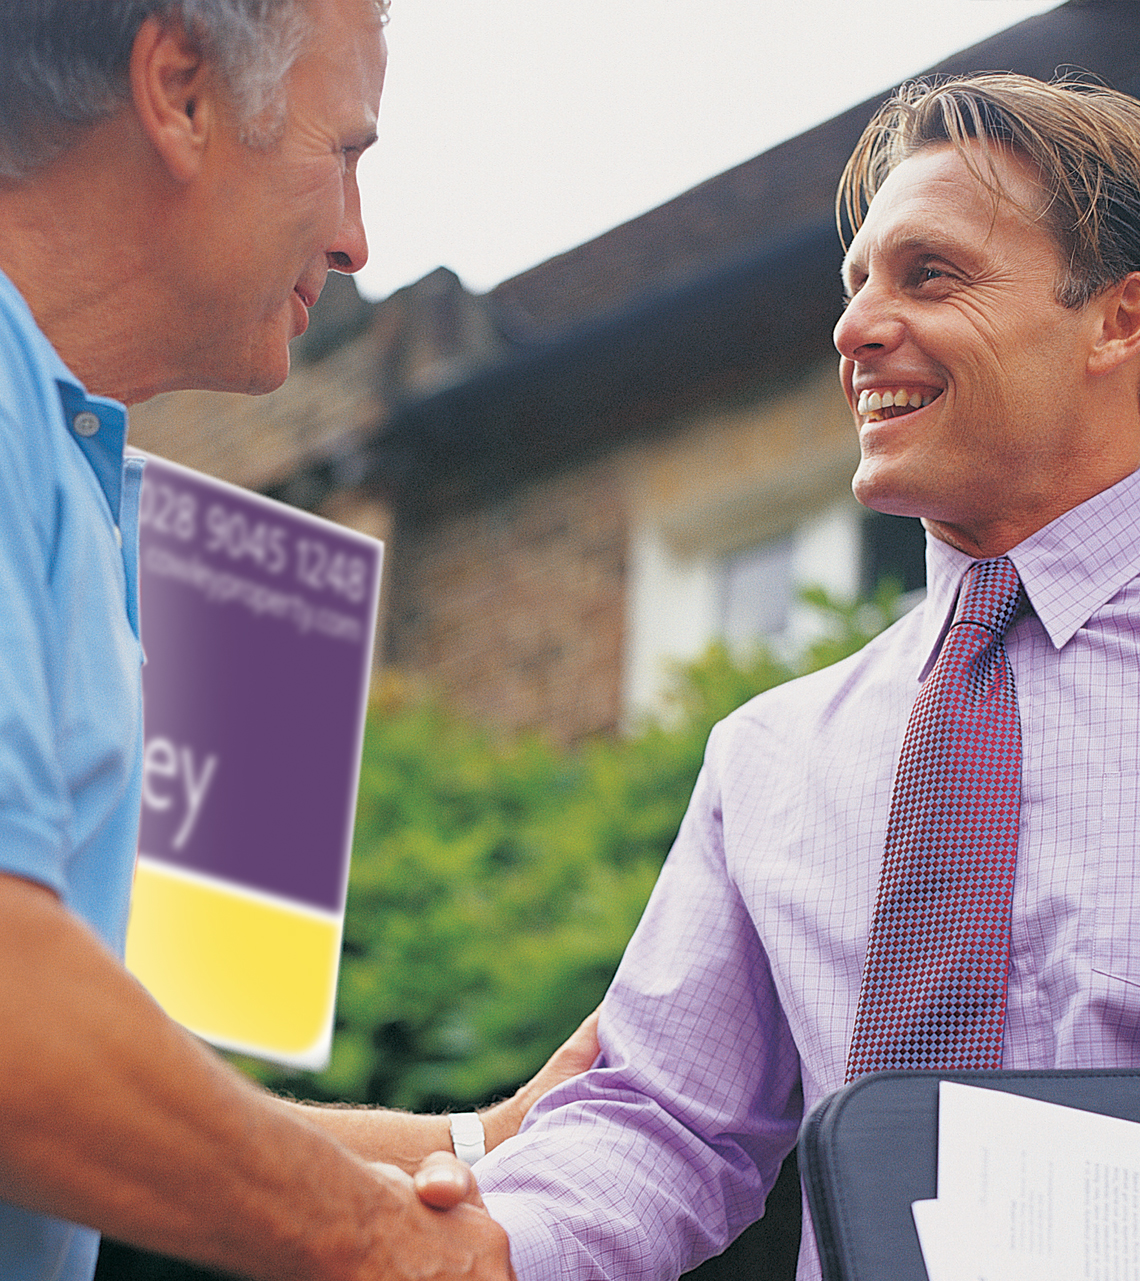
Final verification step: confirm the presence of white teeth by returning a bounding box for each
[857,387,937,416]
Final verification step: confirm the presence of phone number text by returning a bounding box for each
[139,480,370,606]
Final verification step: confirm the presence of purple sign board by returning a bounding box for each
[125,452,383,1068]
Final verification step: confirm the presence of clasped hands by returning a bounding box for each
[364,1150,516,1280]
[361,1007,600,1280]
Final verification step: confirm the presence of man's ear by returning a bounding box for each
[128,15,214,183]
[1088,273,1140,377]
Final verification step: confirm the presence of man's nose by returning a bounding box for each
[327,180,368,275]
[833,284,903,361]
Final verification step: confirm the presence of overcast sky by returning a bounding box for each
[354,0,1065,301]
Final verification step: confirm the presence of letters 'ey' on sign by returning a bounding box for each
[125,452,383,1070]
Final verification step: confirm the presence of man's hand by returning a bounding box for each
[515,1007,602,1112]
[0,873,518,1281]
[368,1153,516,1279]
[478,1007,601,1152]
[412,1150,484,1210]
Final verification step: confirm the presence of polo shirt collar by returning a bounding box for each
[917,465,1140,681]
[0,268,130,523]
[55,379,130,521]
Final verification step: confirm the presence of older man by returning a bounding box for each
[0,3,598,1280]
[473,72,1140,1280]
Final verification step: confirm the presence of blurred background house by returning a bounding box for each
[131,0,1140,750]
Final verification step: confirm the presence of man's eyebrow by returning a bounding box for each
[889,231,958,257]
[840,255,864,296]
[840,228,976,293]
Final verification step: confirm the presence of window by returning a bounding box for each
[720,536,795,650]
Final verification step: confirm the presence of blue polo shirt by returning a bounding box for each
[0,270,144,1280]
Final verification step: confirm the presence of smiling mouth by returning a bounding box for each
[857,387,942,423]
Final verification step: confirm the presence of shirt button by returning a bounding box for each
[114,526,123,548]
[73,411,100,437]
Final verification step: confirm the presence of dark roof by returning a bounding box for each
[363,0,1140,510]
[488,0,1140,338]
[361,218,840,510]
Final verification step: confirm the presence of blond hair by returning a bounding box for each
[838,72,1140,308]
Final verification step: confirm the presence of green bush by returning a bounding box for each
[241,582,901,1110]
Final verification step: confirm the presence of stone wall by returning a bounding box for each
[385,457,627,744]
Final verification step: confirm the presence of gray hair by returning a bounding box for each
[0,0,389,180]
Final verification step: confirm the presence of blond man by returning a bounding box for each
[475,72,1140,1281]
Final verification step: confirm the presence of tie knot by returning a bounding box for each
[953,557,1023,636]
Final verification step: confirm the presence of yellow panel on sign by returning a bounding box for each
[126,858,342,1068]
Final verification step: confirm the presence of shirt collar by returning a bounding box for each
[917,466,1140,681]
[0,269,130,523]
[55,379,130,522]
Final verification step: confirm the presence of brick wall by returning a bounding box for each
[385,458,627,745]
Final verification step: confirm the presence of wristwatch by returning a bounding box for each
[448,1111,486,1164]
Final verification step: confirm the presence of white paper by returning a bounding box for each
[912,1197,971,1281]
[915,1082,1140,1281]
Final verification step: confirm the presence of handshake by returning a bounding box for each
[311,1007,601,1281]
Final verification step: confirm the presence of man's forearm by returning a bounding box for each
[0,875,511,1281]
[289,1095,522,1174]
[293,1007,601,1173]
[285,1101,453,1174]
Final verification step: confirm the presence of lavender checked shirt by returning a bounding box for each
[479,465,1140,1281]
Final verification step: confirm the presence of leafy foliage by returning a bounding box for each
[240,583,901,1110]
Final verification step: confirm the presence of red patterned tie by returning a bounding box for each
[846,557,1024,1081]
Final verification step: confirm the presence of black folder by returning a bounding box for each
[797,1068,1140,1281]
